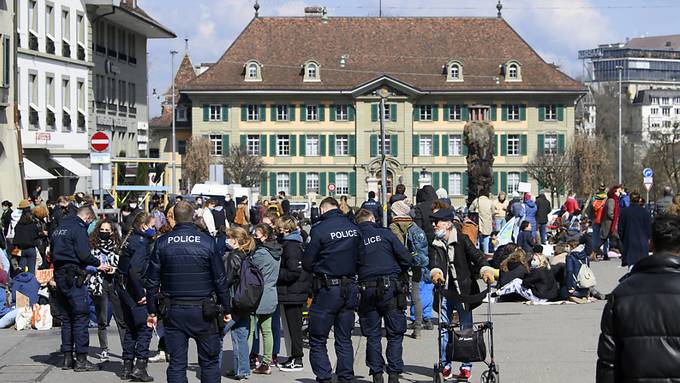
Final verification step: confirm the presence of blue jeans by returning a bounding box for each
[592,224,601,253]
[231,314,251,377]
[494,218,506,232]
[478,235,490,254]
[440,297,473,371]
[0,308,17,328]
[539,224,548,244]
[19,247,37,275]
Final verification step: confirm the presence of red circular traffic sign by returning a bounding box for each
[328,183,336,192]
[91,131,110,152]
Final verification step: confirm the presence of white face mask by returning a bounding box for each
[531,259,540,269]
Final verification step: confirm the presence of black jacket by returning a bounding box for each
[414,185,438,244]
[302,209,363,277]
[118,230,154,302]
[357,221,412,282]
[51,216,100,268]
[597,254,680,383]
[276,232,311,305]
[535,195,552,225]
[13,219,40,250]
[225,200,236,224]
[498,262,529,288]
[521,267,558,300]
[1,208,12,237]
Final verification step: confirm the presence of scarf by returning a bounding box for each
[610,194,621,235]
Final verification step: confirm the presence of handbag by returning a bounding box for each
[446,327,487,362]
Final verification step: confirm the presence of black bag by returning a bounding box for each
[446,327,487,362]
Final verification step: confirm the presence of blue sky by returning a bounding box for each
[142,0,680,117]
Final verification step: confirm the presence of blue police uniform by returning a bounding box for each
[116,229,154,363]
[145,222,230,383]
[361,199,382,222]
[357,221,413,379]
[302,208,363,383]
[51,216,100,357]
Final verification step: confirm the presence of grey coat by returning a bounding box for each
[251,240,282,315]
[600,198,618,240]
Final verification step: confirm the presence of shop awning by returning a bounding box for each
[23,158,56,180]
[51,156,91,177]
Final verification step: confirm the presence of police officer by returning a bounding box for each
[302,197,363,383]
[145,201,230,383]
[117,212,156,381]
[355,209,413,383]
[52,205,108,371]
[361,191,382,223]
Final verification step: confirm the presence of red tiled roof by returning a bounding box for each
[184,17,584,92]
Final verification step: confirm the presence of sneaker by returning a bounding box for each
[249,354,260,369]
[456,368,471,382]
[442,365,454,381]
[279,358,304,372]
[148,351,168,363]
[253,363,272,375]
[568,296,588,304]
[99,350,109,362]
[271,354,279,367]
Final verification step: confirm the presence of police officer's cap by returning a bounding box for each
[430,208,457,223]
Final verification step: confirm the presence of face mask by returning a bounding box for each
[144,228,156,236]
[226,239,238,250]
[435,229,447,240]
[530,259,540,269]
[100,232,112,240]
[2,207,7,212]
[122,211,130,217]
[129,203,138,209]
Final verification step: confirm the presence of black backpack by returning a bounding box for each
[232,255,264,312]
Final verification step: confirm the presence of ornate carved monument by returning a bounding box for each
[463,120,495,204]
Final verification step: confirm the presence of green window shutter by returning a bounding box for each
[442,135,449,156]
[432,105,439,121]
[260,135,267,156]
[290,172,297,196]
[433,172,440,190]
[320,135,327,156]
[329,105,336,121]
[348,105,356,121]
[221,105,228,121]
[413,105,420,121]
[462,140,469,156]
[462,171,469,195]
[259,105,266,121]
[538,134,545,155]
[490,104,497,121]
[222,135,230,155]
[557,104,565,121]
[493,172,499,195]
[520,135,528,155]
[299,135,306,156]
[519,104,527,121]
[370,134,377,157]
[391,134,398,156]
[289,105,296,121]
[203,104,209,121]
[538,104,545,121]
[260,172,268,196]
[494,134,499,156]
[501,172,507,193]
[371,104,378,122]
[269,174,277,197]
[443,104,450,121]
[318,104,325,121]
[521,172,528,183]
[462,105,469,121]
[328,135,336,156]
[299,173,307,195]
[290,135,297,156]
[240,134,246,150]
[412,172,420,192]
[271,105,277,121]
[320,173,327,194]
[558,134,565,154]
[349,135,356,156]
[240,105,247,121]
[329,172,336,187]
[433,135,440,156]
[349,171,357,196]
[442,172,449,193]
[269,135,276,156]
[501,135,507,156]
[390,104,397,122]
[501,104,508,121]
[412,135,420,156]
[300,104,307,121]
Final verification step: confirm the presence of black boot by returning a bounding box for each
[130,359,154,382]
[373,372,385,383]
[74,353,100,372]
[61,352,74,370]
[388,373,400,383]
[122,359,134,380]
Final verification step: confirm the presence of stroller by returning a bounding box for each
[433,283,500,383]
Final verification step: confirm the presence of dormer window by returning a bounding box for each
[446,60,463,82]
[244,60,262,82]
[303,61,320,82]
[505,61,522,82]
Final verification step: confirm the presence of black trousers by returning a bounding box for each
[281,303,304,359]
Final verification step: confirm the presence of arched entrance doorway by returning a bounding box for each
[376,169,394,195]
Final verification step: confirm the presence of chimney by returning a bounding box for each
[304,6,324,17]
[121,0,137,7]
[666,41,673,48]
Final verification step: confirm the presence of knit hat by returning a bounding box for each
[436,188,448,199]
[18,199,31,209]
[391,200,411,217]
[524,193,533,202]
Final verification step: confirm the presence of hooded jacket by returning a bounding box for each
[277,231,311,305]
[11,271,40,306]
[252,240,282,314]
[414,185,439,244]
[535,194,552,225]
[523,200,538,230]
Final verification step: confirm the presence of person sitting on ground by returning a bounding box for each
[495,250,558,303]
[516,220,535,254]
[497,247,530,289]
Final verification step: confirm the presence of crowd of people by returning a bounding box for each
[0,179,671,382]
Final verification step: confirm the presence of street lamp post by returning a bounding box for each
[170,50,178,195]
[616,65,623,184]
[377,88,390,228]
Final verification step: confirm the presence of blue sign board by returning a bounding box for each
[643,168,653,178]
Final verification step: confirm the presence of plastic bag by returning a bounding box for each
[31,304,53,330]
[15,306,33,331]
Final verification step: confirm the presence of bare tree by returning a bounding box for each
[221,145,264,187]
[568,133,614,198]
[645,122,680,194]
[183,136,210,191]
[526,153,571,206]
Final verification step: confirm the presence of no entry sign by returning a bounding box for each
[91,131,110,152]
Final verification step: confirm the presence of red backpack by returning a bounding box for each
[592,199,606,225]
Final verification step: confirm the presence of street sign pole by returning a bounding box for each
[99,163,104,212]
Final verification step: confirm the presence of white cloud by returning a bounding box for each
[272,0,309,16]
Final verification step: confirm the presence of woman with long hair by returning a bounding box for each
[12,201,44,274]
[88,219,126,362]
[339,195,354,220]
[116,212,156,381]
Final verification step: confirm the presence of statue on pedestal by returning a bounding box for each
[463,120,495,205]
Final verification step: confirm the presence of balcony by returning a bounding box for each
[137,135,148,143]
[108,103,117,115]
[95,44,106,55]
[118,105,128,114]
[96,101,106,112]
[118,52,127,61]
[62,42,71,58]
[46,38,55,54]
[129,56,137,65]
[107,49,117,59]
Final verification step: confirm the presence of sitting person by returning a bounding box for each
[563,244,592,303]
[516,221,535,253]
[0,263,17,328]
[497,247,530,288]
[490,243,518,270]
[495,250,559,303]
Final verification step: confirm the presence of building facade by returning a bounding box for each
[0,0,23,201]
[16,0,93,198]
[184,15,585,206]
[632,90,680,141]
